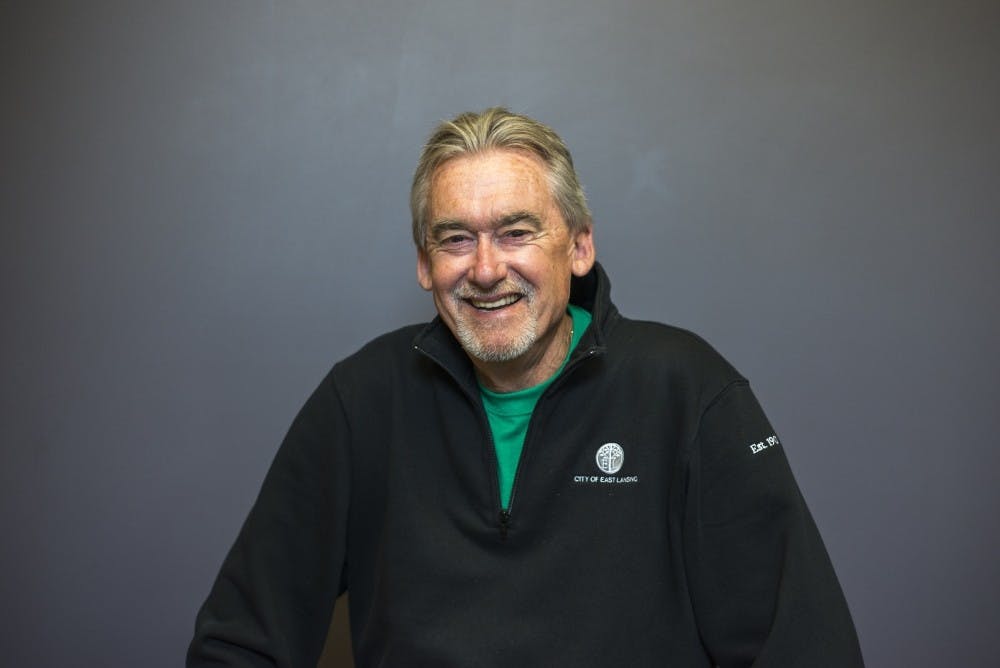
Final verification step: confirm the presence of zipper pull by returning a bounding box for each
[498,510,511,540]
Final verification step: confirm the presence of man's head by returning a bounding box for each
[410,107,592,250]
[413,108,595,389]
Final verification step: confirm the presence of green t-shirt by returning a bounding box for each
[480,304,592,509]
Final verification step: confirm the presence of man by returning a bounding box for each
[188,108,864,666]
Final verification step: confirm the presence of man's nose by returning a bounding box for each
[467,235,508,288]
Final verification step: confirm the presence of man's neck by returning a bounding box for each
[472,313,573,393]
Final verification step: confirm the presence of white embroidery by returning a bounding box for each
[595,442,624,474]
[749,434,780,455]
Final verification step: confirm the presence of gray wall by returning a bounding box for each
[3,2,998,666]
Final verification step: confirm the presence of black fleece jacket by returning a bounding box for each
[188,263,863,667]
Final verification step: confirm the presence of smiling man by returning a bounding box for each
[189,108,864,667]
[418,148,594,390]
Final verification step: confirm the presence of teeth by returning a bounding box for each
[470,295,520,310]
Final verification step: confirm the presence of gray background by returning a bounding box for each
[2,1,998,666]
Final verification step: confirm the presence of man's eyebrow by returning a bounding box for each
[428,220,472,236]
[496,211,542,228]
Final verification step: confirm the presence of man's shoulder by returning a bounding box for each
[607,315,744,384]
[334,322,428,372]
[306,322,433,407]
[612,317,715,351]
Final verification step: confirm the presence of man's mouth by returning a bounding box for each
[466,294,522,311]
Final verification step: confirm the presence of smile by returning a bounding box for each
[467,294,522,311]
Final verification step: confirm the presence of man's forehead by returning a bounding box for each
[428,150,554,215]
[431,149,548,187]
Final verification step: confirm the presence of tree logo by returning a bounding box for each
[595,443,624,474]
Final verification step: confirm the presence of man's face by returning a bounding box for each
[417,149,594,368]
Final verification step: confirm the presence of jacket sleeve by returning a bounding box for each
[683,380,863,667]
[187,374,352,667]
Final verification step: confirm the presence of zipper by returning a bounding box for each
[416,342,604,539]
[502,344,603,521]
[413,344,507,534]
[498,509,511,540]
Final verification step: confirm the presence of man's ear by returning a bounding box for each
[417,248,433,291]
[569,226,596,277]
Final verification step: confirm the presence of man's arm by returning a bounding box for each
[684,380,864,667]
[187,374,351,667]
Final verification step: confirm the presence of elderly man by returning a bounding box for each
[189,108,863,666]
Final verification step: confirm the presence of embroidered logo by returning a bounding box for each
[572,442,637,485]
[749,434,780,455]
[595,442,624,474]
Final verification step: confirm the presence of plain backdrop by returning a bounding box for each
[2,2,998,666]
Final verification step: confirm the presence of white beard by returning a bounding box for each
[451,277,538,362]
[454,312,538,362]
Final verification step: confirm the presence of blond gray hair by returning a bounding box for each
[410,107,592,248]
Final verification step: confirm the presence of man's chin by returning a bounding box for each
[465,344,527,364]
[458,333,534,364]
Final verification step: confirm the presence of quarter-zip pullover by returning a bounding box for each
[188,263,863,667]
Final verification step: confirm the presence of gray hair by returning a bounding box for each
[410,107,592,248]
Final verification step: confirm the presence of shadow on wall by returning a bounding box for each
[319,596,354,667]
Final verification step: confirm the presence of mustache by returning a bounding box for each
[453,277,533,300]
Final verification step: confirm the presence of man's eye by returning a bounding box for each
[503,229,531,240]
[441,234,473,247]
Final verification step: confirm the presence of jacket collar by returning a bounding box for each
[412,262,616,384]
